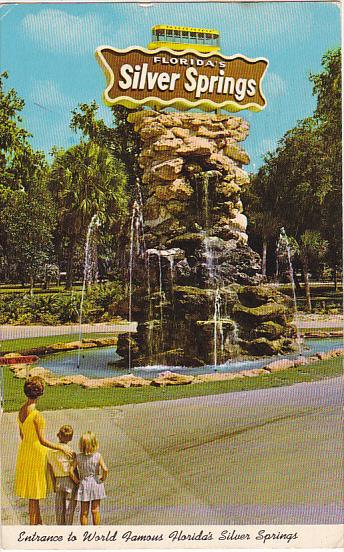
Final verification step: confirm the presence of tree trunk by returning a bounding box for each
[301,256,312,313]
[65,236,76,290]
[262,239,267,277]
[333,264,337,291]
[29,276,34,296]
[293,271,302,292]
[44,266,48,290]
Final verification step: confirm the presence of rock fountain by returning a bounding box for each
[117,110,296,367]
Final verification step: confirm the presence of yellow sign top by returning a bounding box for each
[152,25,220,36]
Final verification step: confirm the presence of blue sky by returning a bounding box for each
[1,2,340,169]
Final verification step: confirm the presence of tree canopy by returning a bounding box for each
[49,140,128,288]
[244,47,341,298]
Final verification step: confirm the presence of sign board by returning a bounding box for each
[0,356,38,365]
[96,46,268,112]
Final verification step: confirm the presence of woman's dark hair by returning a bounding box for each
[24,377,45,400]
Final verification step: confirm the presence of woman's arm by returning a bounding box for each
[69,457,79,485]
[99,455,108,482]
[47,462,56,492]
[33,415,73,457]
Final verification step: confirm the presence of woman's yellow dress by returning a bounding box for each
[15,409,49,499]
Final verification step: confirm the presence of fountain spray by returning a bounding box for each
[77,213,101,370]
[278,228,303,357]
[128,201,140,372]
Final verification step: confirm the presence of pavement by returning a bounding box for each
[0,323,136,341]
[1,376,343,526]
[297,315,343,329]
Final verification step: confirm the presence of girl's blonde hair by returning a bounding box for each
[79,431,99,454]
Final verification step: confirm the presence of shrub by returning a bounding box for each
[0,281,124,324]
[82,281,124,322]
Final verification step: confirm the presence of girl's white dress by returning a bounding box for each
[75,452,106,501]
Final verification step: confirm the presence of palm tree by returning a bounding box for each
[245,169,280,277]
[298,231,328,313]
[50,141,127,289]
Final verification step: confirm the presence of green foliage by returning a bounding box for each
[245,47,341,291]
[49,140,129,287]
[2,177,56,285]
[84,281,123,310]
[0,73,56,284]
[299,230,328,260]
[0,281,124,324]
[70,102,142,192]
[310,48,341,144]
[0,72,47,192]
[310,48,342,277]
[82,282,124,321]
[0,293,79,324]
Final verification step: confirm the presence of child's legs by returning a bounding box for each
[65,495,77,525]
[55,490,66,525]
[80,501,90,525]
[91,500,101,525]
[28,499,41,525]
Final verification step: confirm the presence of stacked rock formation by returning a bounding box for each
[117,111,295,367]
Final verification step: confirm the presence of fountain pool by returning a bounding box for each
[39,338,342,380]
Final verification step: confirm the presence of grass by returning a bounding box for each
[2,356,342,413]
[0,333,115,354]
[279,283,342,301]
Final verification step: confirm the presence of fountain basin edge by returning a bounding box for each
[7,343,344,389]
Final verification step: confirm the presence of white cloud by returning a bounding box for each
[22,9,111,55]
[30,80,74,110]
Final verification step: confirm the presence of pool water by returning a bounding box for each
[39,338,343,380]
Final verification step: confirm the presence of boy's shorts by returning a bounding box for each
[56,476,77,495]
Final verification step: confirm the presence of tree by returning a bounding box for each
[296,230,328,312]
[70,102,142,193]
[49,141,128,289]
[245,168,281,277]
[0,72,56,284]
[246,111,335,312]
[310,48,341,288]
[0,72,46,192]
[2,175,55,290]
[245,117,330,283]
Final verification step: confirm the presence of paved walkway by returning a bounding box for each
[1,377,342,525]
[297,315,343,329]
[0,323,136,341]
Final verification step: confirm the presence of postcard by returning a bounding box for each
[0,0,342,549]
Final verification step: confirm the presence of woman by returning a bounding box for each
[15,376,73,525]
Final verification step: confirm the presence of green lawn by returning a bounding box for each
[0,333,115,354]
[2,356,342,413]
[279,283,342,307]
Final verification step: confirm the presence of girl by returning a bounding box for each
[70,431,108,525]
[15,376,73,525]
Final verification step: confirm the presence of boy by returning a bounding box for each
[47,425,77,525]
